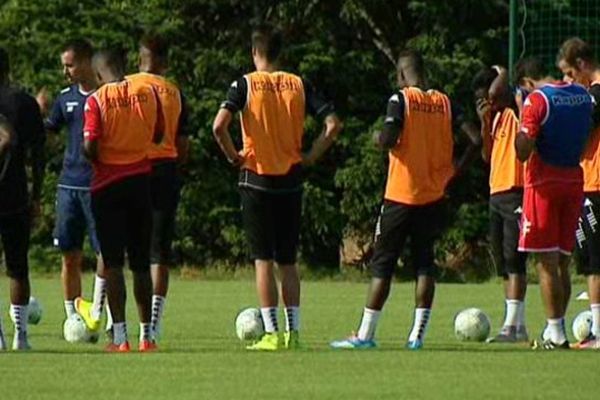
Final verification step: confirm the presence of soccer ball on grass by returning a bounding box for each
[235,307,265,341]
[63,314,92,343]
[572,310,592,342]
[454,308,491,342]
[28,296,43,325]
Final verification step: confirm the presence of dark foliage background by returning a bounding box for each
[0,0,513,278]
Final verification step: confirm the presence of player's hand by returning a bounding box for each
[36,87,49,115]
[475,98,491,122]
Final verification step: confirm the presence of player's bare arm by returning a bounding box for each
[303,113,342,166]
[476,97,492,163]
[212,108,243,166]
[515,131,535,162]
[0,115,12,156]
[454,120,482,176]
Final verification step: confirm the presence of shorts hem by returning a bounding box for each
[518,246,560,253]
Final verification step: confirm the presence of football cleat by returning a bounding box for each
[105,341,131,353]
[246,332,280,351]
[11,332,30,351]
[406,339,423,350]
[571,335,600,350]
[486,326,517,343]
[0,328,6,351]
[74,297,100,332]
[330,334,376,349]
[139,339,158,352]
[531,339,569,350]
[284,331,300,350]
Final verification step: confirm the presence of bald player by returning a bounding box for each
[331,50,480,350]
[127,34,189,341]
[82,48,163,352]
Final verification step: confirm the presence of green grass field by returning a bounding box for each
[0,275,597,400]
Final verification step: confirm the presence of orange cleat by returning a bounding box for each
[138,340,157,352]
[105,341,131,353]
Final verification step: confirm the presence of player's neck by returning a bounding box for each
[591,70,600,85]
[78,79,97,93]
[254,59,278,73]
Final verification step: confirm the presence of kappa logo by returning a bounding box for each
[514,206,522,215]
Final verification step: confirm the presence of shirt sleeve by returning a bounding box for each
[520,91,548,139]
[589,84,600,129]
[177,91,190,137]
[220,77,247,113]
[45,97,64,132]
[378,91,405,147]
[18,93,46,149]
[83,95,103,141]
[302,78,335,119]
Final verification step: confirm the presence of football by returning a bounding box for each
[235,307,265,341]
[454,308,491,342]
[63,314,91,343]
[572,310,593,342]
[28,296,43,325]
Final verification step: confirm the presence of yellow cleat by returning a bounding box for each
[246,332,280,351]
[284,331,301,350]
[74,297,100,332]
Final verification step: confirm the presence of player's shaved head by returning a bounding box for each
[139,33,168,74]
[62,39,94,62]
[396,49,425,88]
[471,68,499,95]
[92,47,127,82]
[252,24,283,63]
[0,47,9,84]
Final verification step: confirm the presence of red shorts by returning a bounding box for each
[518,182,584,255]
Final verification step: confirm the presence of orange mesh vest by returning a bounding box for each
[384,87,454,205]
[240,71,305,175]
[582,80,600,193]
[489,107,524,194]
[128,72,182,160]
[93,80,158,165]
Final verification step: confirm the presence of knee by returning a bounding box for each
[6,265,28,281]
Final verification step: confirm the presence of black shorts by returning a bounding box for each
[240,187,302,264]
[0,210,30,279]
[370,199,447,279]
[150,161,181,266]
[489,190,527,276]
[575,193,600,275]
[91,174,152,272]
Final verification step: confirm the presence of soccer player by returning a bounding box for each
[515,57,593,350]
[127,34,189,341]
[212,24,342,351]
[83,48,163,352]
[37,39,108,326]
[557,37,600,349]
[330,50,480,350]
[471,66,528,343]
[0,47,45,350]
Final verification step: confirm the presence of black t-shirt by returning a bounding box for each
[220,75,335,192]
[589,83,600,129]
[220,76,334,119]
[379,89,463,147]
[0,85,45,216]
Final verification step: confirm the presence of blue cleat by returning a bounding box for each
[330,334,377,349]
[406,339,423,350]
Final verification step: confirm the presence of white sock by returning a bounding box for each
[408,308,431,342]
[516,300,526,328]
[357,308,380,341]
[105,303,113,332]
[139,323,152,342]
[590,304,600,337]
[547,318,567,344]
[260,307,279,333]
[503,299,520,327]
[91,275,107,320]
[113,322,127,345]
[10,304,28,347]
[64,300,76,318]
[151,295,166,338]
[284,307,300,332]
